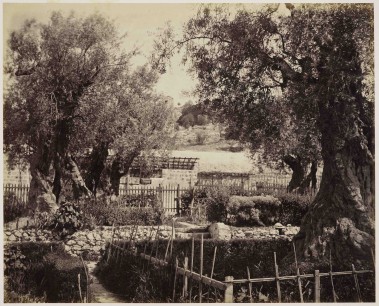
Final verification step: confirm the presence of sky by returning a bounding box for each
[2,2,289,105]
[3,3,203,106]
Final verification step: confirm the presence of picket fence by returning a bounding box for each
[105,226,375,303]
[4,179,317,214]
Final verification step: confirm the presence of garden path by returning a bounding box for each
[86,261,128,303]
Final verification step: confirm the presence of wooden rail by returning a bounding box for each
[107,239,375,303]
[226,269,373,284]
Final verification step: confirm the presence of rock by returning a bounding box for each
[209,223,232,240]
[8,234,17,242]
[66,240,76,246]
[287,224,292,227]
[72,244,82,251]
[93,246,101,252]
[14,230,22,238]
[244,231,255,237]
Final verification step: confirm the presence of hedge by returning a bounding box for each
[96,238,293,302]
[181,187,312,226]
[4,242,87,303]
[80,196,164,227]
[97,238,375,302]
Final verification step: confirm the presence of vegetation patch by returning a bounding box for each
[181,186,312,226]
[4,242,87,303]
[4,191,29,223]
[97,238,374,302]
[80,196,164,228]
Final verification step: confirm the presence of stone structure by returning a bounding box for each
[4,223,299,258]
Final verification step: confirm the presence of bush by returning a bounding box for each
[196,114,209,125]
[96,238,292,302]
[98,238,375,303]
[80,196,163,226]
[49,201,83,237]
[4,191,29,223]
[195,131,208,145]
[181,186,231,223]
[277,193,311,225]
[227,195,281,226]
[4,242,86,303]
[178,113,195,128]
[182,187,311,226]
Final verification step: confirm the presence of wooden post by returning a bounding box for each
[172,257,179,302]
[329,249,337,303]
[246,267,253,303]
[78,274,83,303]
[106,223,115,263]
[224,276,234,303]
[293,243,304,303]
[207,246,218,302]
[189,235,194,303]
[183,257,189,298]
[314,270,321,303]
[164,237,171,261]
[352,264,362,302]
[170,219,175,259]
[199,234,204,303]
[274,252,282,302]
[176,184,181,216]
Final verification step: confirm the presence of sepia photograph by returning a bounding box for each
[2,1,375,303]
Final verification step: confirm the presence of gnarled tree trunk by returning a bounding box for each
[84,142,109,196]
[283,155,318,194]
[28,144,58,213]
[294,104,374,265]
[110,152,139,196]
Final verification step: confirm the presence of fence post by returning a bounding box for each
[176,184,181,216]
[274,252,282,302]
[183,256,188,298]
[224,276,234,303]
[314,270,321,303]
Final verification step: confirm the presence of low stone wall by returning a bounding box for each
[231,225,299,239]
[4,226,173,258]
[4,223,299,258]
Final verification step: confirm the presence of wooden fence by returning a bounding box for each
[3,182,317,216]
[105,226,375,303]
[119,184,188,214]
[4,184,29,203]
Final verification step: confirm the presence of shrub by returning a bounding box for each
[196,114,209,125]
[178,113,195,128]
[4,191,29,223]
[98,238,375,303]
[195,131,208,145]
[80,196,163,226]
[181,186,231,222]
[182,187,311,226]
[49,201,83,237]
[227,195,281,226]
[4,242,86,303]
[96,238,292,302]
[277,193,312,225]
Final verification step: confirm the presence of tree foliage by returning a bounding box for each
[153,3,374,262]
[4,11,175,210]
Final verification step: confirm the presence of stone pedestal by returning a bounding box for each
[208,222,232,240]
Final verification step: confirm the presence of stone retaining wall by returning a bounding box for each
[4,224,299,258]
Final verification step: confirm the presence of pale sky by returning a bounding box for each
[3,3,204,105]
